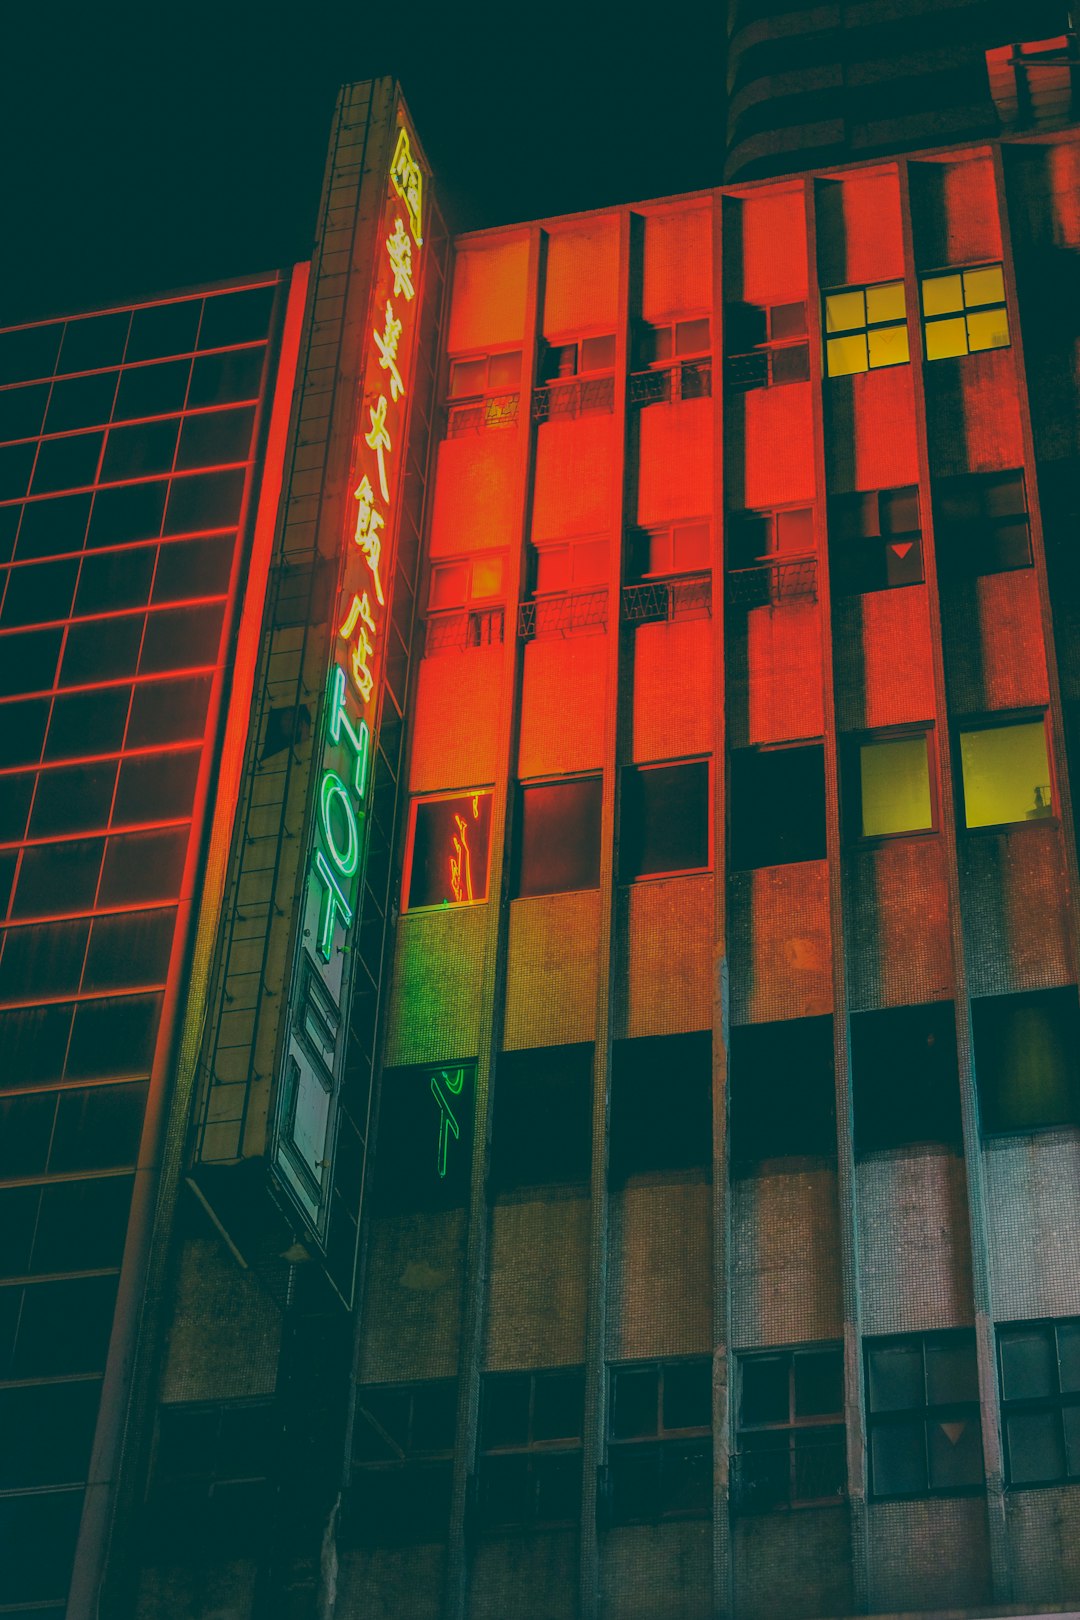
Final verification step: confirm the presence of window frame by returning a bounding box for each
[513,773,604,899]
[633,517,712,582]
[402,788,495,913]
[635,314,712,370]
[618,756,712,883]
[605,1356,713,1526]
[735,1342,847,1513]
[998,1317,1080,1489]
[823,281,910,378]
[828,484,924,594]
[865,1330,984,1501]
[954,710,1055,833]
[844,725,938,844]
[477,1366,586,1533]
[932,468,1031,578]
[725,299,810,390]
[920,263,1011,361]
[445,348,523,402]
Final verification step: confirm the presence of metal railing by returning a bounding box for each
[518,589,609,639]
[423,605,505,656]
[622,573,712,624]
[445,393,520,436]
[531,374,616,421]
[628,358,712,405]
[726,555,818,607]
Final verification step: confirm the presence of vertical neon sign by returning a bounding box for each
[276,116,427,1234]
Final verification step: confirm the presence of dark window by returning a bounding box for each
[866,1331,983,1498]
[729,744,827,869]
[0,1487,84,1604]
[126,299,201,363]
[0,323,63,386]
[59,616,143,686]
[152,535,234,601]
[735,1345,846,1512]
[935,471,1030,576]
[728,504,815,571]
[30,432,103,495]
[406,790,493,910]
[45,371,120,433]
[726,301,810,389]
[15,490,93,559]
[139,602,225,674]
[0,772,33,843]
[57,311,129,373]
[829,486,922,593]
[999,1318,1080,1486]
[973,987,1080,1133]
[149,1398,277,1552]
[99,419,179,482]
[490,1044,592,1189]
[636,316,711,366]
[82,908,176,991]
[0,441,35,502]
[187,348,265,408]
[372,1063,476,1212]
[50,1082,148,1171]
[0,697,49,767]
[112,360,191,422]
[111,750,200,824]
[85,479,167,548]
[30,761,118,837]
[74,547,156,614]
[478,1368,585,1531]
[31,1175,134,1274]
[0,1002,73,1087]
[607,1359,711,1524]
[4,1274,118,1378]
[10,838,106,918]
[540,335,616,382]
[515,776,602,897]
[0,1090,56,1178]
[1,558,79,628]
[0,381,49,440]
[97,828,189,905]
[126,675,213,747]
[65,992,162,1080]
[0,917,89,1003]
[847,730,935,838]
[352,1381,455,1545]
[175,408,256,471]
[729,1016,835,1168]
[0,1379,102,1490]
[197,287,274,349]
[620,760,709,880]
[851,1003,962,1154]
[0,627,63,697]
[610,1032,712,1177]
[163,470,246,534]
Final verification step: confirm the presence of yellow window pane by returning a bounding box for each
[966,308,1010,352]
[471,555,504,598]
[922,273,963,316]
[825,290,866,333]
[867,322,910,369]
[924,317,968,360]
[860,736,933,836]
[960,720,1051,828]
[866,281,906,324]
[827,333,868,376]
[963,265,1005,307]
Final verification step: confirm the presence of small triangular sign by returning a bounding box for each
[940,1421,966,1446]
[889,542,914,559]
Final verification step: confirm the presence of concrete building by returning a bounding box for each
[4,57,1080,1620]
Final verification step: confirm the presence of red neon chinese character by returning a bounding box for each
[365,395,392,502]
[339,591,377,703]
[352,475,386,605]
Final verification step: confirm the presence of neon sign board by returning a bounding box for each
[275,116,427,1234]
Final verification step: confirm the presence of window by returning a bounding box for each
[447,351,522,400]
[824,282,909,376]
[958,716,1051,828]
[934,470,1030,576]
[609,1032,712,1177]
[371,1063,475,1212]
[735,1345,845,1512]
[540,334,616,382]
[406,790,493,909]
[531,533,608,596]
[848,730,934,838]
[986,35,1077,131]
[632,518,711,580]
[866,1332,983,1498]
[973,987,1080,1133]
[728,506,815,573]
[922,265,1010,360]
[636,317,711,367]
[149,1399,276,1551]
[726,301,810,389]
[729,744,827,869]
[606,1359,711,1524]
[851,1003,962,1154]
[490,1044,592,1190]
[619,760,710,881]
[729,1017,835,1168]
[425,554,505,652]
[478,1368,584,1531]
[999,1318,1080,1486]
[352,1380,456,1544]
[829,486,923,593]
[514,776,602,898]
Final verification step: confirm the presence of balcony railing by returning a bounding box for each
[445,393,520,436]
[622,574,712,624]
[531,374,615,422]
[725,343,810,391]
[518,589,608,639]
[730,1437,847,1515]
[423,605,505,656]
[726,555,818,607]
[628,358,712,405]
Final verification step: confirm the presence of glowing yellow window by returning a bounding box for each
[959,719,1052,828]
[824,281,909,377]
[859,735,934,837]
[922,265,1010,360]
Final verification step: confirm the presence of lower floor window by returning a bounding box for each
[866,1332,983,1498]
[999,1318,1080,1487]
[736,1345,846,1512]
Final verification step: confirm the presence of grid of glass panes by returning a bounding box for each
[0,279,280,1612]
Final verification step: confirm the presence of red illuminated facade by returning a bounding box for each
[5,64,1080,1620]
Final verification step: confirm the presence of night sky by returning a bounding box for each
[2,0,727,326]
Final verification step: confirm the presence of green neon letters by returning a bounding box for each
[328,664,371,797]
[319,771,360,877]
[431,1066,466,1178]
[311,662,372,963]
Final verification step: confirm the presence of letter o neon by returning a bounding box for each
[319,771,359,877]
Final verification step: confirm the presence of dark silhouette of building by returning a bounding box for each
[4,65,1080,1620]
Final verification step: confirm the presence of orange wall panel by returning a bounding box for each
[447,235,530,354]
[729,861,833,1024]
[383,906,487,1067]
[961,824,1073,997]
[826,365,919,494]
[519,634,607,777]
[844,838,953,1011]
[408,646,503,793]
[503,892,601,1049]
[924,348,1024,479]
[635,398,713,526]
[729,601,824,747]
[910,155,1002,268]
[816,169,904,289]
[428,433,520,558]
[607,1180,712,1359]
[543,218,620,337]
[531,416,618,542]
[631,617,713,762]
[621,874,714,1039]
[731,383,817,511]
[728,186,808,304]
[833,586,936,731]
[641,204,712,320]
[942,570,1050,714]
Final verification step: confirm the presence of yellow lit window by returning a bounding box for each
[959,718,1052,829]
[858,734,934,837]
[824,282,909,377]
[921,265,1010,360]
